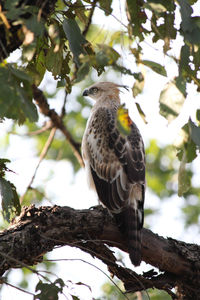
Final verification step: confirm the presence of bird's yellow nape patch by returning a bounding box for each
[117,104,132,136]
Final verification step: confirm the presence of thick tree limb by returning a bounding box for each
[0,205,199,299]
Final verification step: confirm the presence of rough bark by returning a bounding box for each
[0,205,199,299]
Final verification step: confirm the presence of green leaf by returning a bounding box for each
[57,79,66,88]
[188,0,199,4]
[189,119,200,147]
[98,0,112,15]
[179,44,190,77]
[175,76,187,97]
[177,123,194,163]
[196,109,200,122]
[34,47,46,85]
[178,150,191,196]
[10,67,32,82]
[0,66,38,124]
[61,53,70,77]
[159,80,185,122]
[0,178,13,221]
[95,51,108,67]
[75,62,90,83]
[34,279,64,300]
[45,44,63,78]
[141,60,167,76]
[63,18,87,67]
[135,102,147,124]
[0,159,11,177]
[0,178,21,222]
[160,103,178,119]
[178,0,193,32]
[17,82,38,122]
[5,0,23,20]
[97,44,120,65]
[24,15,45,37]
[25,35,47,84]
[177,129,197,162]
[112,64,139,77]
[132,73,145,97]
[126,0,147,40]
[185,140,197,162]
[0,67,24,123]
[178,0,200,44]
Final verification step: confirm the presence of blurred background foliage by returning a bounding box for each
[99,280,171,300]
[0,0,200,299]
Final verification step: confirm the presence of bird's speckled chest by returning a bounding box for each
[85,106,117,163]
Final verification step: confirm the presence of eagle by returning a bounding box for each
[82,82,145,266]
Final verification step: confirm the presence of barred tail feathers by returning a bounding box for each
[127,207,142,266]
[115,206,142,266]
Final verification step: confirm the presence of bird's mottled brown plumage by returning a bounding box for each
[82,82,145,266]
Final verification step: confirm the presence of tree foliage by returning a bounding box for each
[0,0,200,299]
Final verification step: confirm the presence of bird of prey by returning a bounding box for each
[82,82,145,266]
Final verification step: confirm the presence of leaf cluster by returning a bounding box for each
[0,159,21,222]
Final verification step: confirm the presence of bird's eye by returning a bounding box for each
[89,87,99,94]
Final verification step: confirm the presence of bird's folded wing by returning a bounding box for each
[85,107,145,211]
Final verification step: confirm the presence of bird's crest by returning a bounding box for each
[117,84,129,91]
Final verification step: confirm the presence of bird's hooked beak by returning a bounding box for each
[83,89,89,96]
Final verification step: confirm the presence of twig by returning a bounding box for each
[0,251,49,282]
[0,37,9,59]
[0,277,35,296]
[37,0,48,21]
[61,2,128,29]
[28,121,53,136]
[95,4,128,29]
[32,85,84,167]
[0,5,10,29]
[8,121,53,137]
[45,258,130,300]
[61,91,68,118]
[20,127,57,204]
[82,0,98,37]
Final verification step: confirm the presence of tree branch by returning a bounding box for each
[0,205,199,299]
[20,127,57,204]
[32,84,84,167]
[82,0,98,37]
